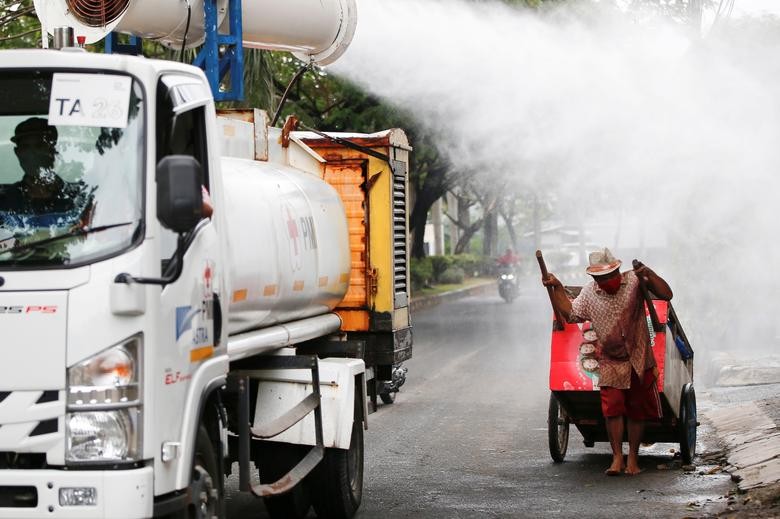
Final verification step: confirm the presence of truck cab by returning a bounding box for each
[0,49,233,518]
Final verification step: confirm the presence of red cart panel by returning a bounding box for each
[549,300,690,411]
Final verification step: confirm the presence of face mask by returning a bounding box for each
[597,275,622,294]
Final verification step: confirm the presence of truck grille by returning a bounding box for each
[391,159,409,307]
[0,390,62,456]
[0,453,46,470]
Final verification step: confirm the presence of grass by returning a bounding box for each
[412,276,492,298]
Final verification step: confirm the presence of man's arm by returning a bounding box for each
[541,273,573,322]
[635,264,673,301]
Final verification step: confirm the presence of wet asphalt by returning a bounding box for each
[226,277,735,518]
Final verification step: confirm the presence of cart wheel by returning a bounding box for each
[548,393,569,463]
[678,383,697,465]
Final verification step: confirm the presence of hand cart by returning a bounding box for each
[546,288,697,464]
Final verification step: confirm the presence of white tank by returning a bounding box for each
[220,157,350,335]
[34,0,357,65]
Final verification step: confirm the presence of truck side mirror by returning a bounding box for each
[156,155,203,234]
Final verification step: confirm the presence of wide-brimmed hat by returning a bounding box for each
[11,117,57,145]
[585,248,622,276]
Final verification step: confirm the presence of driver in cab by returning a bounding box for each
[0,117,96,257]
[0,117,94,229]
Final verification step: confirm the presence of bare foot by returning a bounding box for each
[625,464,643,475]
[605,456,624,476]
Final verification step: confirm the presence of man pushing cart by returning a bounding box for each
[539,248,696,475]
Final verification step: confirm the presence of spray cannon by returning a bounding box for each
[33,0,357,65]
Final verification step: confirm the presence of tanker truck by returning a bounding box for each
[0,0,412,517]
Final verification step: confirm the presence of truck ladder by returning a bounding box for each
[230,354,325,497]
[192,0,244,101]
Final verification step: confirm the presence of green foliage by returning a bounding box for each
[0,0,42,49]
[410,257,433,292]
[439,266,465,285]
[428,255,454,282]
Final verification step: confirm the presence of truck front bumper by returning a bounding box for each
[0,466,153,518]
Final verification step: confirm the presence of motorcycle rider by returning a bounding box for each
[496,247,520,301]
[497,247,520,269]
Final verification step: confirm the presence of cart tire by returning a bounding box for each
[678,383,697,465]
[548,393,569,463]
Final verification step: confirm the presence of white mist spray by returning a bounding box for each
[331,0,780,370]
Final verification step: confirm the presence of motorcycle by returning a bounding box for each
[497,265,519,303]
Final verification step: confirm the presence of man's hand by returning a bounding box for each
[632,260,673,300]
[542,273,562,289]
[541,271,572,322]
[633,263,651,284]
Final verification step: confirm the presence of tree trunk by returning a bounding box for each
[499,205,518,251]
[483,210,498,257]
[410,163,450,258]
[456,193,471,253]
[454,218,483,254]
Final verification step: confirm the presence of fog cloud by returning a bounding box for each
[332,0,780,364]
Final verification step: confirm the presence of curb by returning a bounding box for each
[704,399,780,491]
[410,280,494,313]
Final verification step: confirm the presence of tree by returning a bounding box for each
[0,0,41,49]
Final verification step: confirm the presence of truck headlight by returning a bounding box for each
[66,335,142,464]
[67,409,140,461]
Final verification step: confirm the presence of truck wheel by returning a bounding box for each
[679,384,697,465]
[256,442,312,519]
[548,393,569,463]
[379,390,396,405]
[189,425,224,519]
[311,407,363,518]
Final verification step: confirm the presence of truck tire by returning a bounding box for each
[256,442,312,519]
[379,390,395,405]
[311,405,363,518]
[189,425,224,519]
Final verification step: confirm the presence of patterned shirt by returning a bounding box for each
[570,271,654,389]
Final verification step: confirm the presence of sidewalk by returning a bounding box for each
[699,356,780,517]
[409,279,494,313]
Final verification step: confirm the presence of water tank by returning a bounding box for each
[220,157,350,335]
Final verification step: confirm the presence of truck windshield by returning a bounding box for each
[0,71,144,268]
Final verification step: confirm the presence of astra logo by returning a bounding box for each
[0,305,58,314]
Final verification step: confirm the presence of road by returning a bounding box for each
[227,279,734,518]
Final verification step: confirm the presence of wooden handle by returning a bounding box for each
[537,250,565,331]
[632,259,663,332]
[536,250,549,277]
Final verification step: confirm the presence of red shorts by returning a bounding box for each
[600,368,661,421]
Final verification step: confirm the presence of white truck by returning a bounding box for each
[0,1,413,517]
